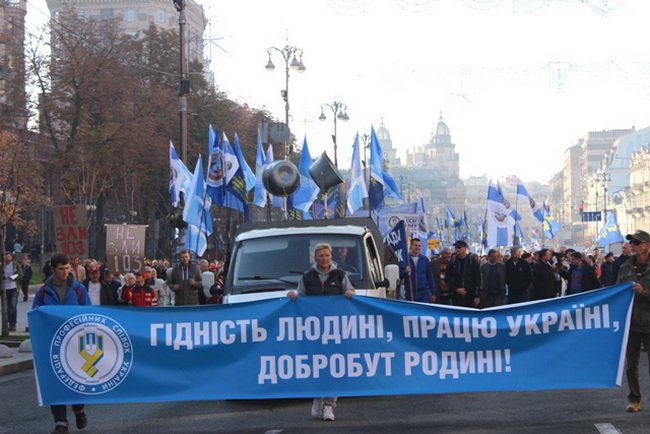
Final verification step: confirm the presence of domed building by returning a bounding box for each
[426,113,460,181]
[376,119,400,166]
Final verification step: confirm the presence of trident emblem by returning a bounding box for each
[78,332,104,377]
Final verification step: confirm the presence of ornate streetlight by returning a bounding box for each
[265,41,306,160]
[592,170,612,245]
[318,101,349,167]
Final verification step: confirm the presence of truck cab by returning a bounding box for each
[223,218,398,304]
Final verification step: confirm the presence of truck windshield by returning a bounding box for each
[228,234,364,295]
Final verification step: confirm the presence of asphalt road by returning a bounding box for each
[2,358,650,434]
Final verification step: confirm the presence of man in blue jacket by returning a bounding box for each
[33,253,91,434]
[400,238,436,303]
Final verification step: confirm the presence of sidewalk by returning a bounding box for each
[0,284,38,376]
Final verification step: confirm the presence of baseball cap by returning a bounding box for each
[134,271,149,280]
[626,230,650,243]
[453,240,468,248]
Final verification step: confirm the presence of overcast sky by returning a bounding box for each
[26,0,650,184]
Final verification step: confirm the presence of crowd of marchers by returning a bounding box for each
[26,252,227,311]
[395,238,633,309]
[397,231,650,416]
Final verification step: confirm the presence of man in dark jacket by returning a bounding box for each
[444,240,480,308]
[20,258,32,302]
[169,250,201,305]
[505,246,532,304]
[479,249,507,307]
[616,230,650,413]
[614,242,632,281]
[531,248,557,300]
[600,252,616,287]
[431,247,453,305]
[560,251,602,295]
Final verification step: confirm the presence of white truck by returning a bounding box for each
[223,218,399,304]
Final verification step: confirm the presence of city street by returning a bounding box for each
[1,356,650,433]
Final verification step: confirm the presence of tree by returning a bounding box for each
[0,130,47,337]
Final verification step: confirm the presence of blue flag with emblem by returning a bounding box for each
[223,133,250,221]
[598,212,624,245]
[486,181,514,247]
[206,126,225,207]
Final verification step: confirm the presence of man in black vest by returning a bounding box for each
[287,243,354,421]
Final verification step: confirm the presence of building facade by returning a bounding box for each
[45,0,206,62]
[0,0,27,128]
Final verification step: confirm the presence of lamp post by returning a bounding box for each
[593,171,611,245]
[265,41,306,160]
[319,101,349,168]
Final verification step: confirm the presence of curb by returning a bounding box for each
[0,357,33,376]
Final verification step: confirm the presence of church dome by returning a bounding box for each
[377,119,391,141]
[435,112,450,137]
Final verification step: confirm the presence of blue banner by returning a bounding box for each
[29,284,634,405]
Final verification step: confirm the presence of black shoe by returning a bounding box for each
[23,297,28,302]
[51,425,69,434]
[8,326,15,332]
[75,412,88,429]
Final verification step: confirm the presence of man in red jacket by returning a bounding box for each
[131,271,158,306]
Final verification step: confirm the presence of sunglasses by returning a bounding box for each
[631,240,646,246]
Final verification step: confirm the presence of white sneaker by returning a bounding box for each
[311,399,323,419]
[322,405,335,421]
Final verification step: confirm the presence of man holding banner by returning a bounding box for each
[616,230,650,413]
[32,253,91,434]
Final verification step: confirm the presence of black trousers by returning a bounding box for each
[51,404,84,424]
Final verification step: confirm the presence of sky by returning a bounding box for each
[25,0,650,184]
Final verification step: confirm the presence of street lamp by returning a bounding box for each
[318,101,349,167]
[265,41,306,160]
[593,171,612,244]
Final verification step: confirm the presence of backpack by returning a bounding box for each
[39,284,84,305]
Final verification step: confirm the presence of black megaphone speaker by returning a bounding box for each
[308,152,343,193]
[262,160,300,196]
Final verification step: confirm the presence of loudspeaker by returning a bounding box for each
[262,160,300,196]
[309,152,343,193]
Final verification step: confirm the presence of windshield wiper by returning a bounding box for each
[238,276,296,286]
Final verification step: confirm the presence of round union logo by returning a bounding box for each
[50,314,133,395]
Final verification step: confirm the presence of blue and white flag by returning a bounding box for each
[383,219,408,267]
[169,141,192,208]
[292,137,319,213]
[498,182,521,222]
[29,284,634,405]
[486,181,515,248]
[347,133,369,214]
[416,195,428,245]
[253,131,268,208]
[516,179,544,223]
[183,155,212,256]
[234,133,256,192]
[543,202,561,239]
[206,126,225,207]
[598,212,624,245]
[369,126,402,210]
[531,230,541,250]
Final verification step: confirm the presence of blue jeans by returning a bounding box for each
[6,288,17,327]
